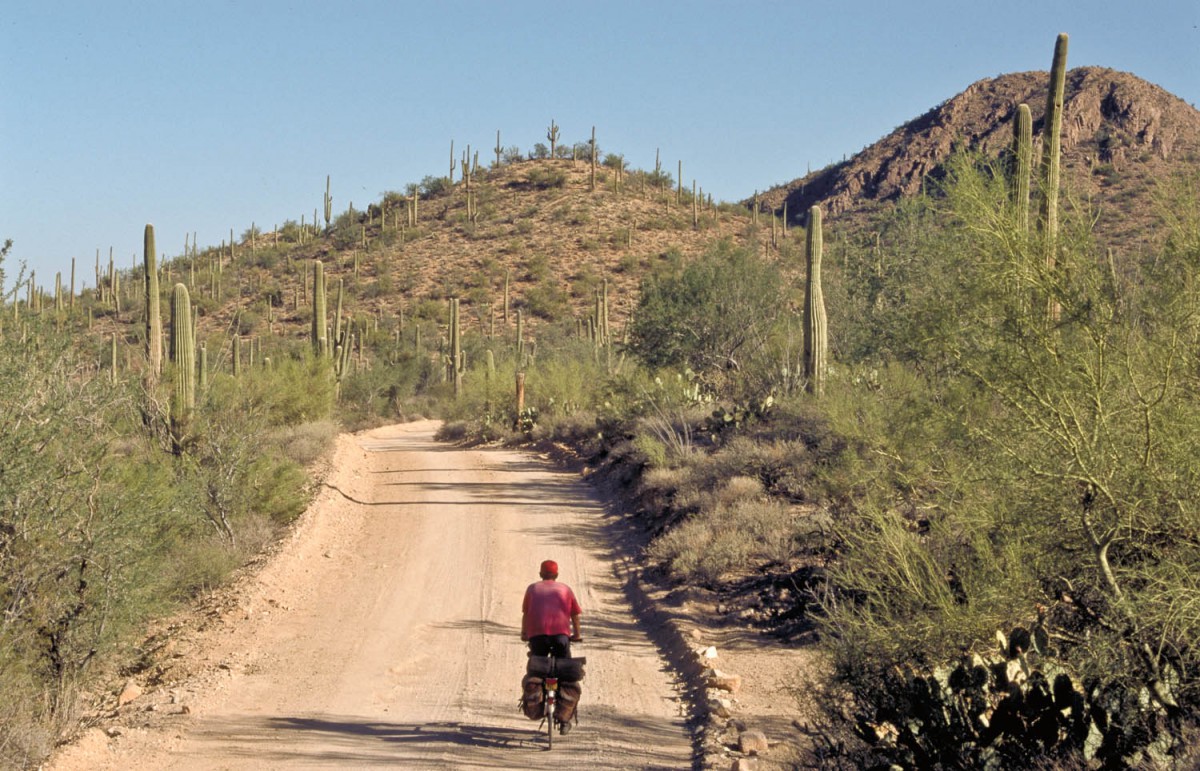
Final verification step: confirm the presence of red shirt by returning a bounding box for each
[522,579,581,638]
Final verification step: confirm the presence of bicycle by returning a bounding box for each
[525,640,585,749]
[542,662,560,749]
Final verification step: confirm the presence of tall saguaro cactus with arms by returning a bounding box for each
[547,120,559,158]
[324,175,333,231]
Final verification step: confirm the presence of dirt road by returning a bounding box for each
[51,421,695,770]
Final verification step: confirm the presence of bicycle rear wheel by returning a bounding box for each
[545,697,555,749]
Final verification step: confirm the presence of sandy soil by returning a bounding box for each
[49,420,696,770]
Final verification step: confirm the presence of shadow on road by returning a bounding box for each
[432,618,517,636]
[187,712,690,769]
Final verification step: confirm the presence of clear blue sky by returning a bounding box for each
[3,0,1197,291]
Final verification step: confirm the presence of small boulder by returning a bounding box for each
[731,758,758,770]
[708,697,734,718]
[707,670,742,693]
[116,680,142,707]
[738,729,769,755]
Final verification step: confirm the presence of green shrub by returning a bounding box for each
[814,158,1200,765]
[617,252,641,273]
[629,239,788,398]
[526,166,567,189]
[632,433,668,468]
[247,454,309,526]
[247,247,284,270]
[602,152,625,169]
[419,175,452,197]
[233,309,261,336]
[524,253,551,282]
[647,489,800,585]
[522,280,568,320]
[274,419,339,466]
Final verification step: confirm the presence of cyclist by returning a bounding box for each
[521,559,582,657]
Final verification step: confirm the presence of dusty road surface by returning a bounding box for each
[51,420,695,770]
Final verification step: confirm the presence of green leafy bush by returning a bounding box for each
[814,156,1200,766]
[648,478,803,585]
[526,166,567,189]
[522,279,569,319]
[629,239,788,397]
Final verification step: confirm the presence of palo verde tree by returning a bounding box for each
[819,149,1200,766]
[628,239,788,397]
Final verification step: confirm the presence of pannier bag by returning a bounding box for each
[520,674,544,720]
[556,680,582,723]
[526,655,587,681]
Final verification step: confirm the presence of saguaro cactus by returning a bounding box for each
[803,206,828,397]
[1040,33,1068,320]
[311,260,327,356]
[449,297,462,397]
[516,309,525,362]
[333,278,344,348]
[590,126,597,191]
[324,175,333,230]
[547,120,559,158]
[601,278,610,344]
[503,269,511,324]
[1011,103,1033,236]
[170,283,195,450]
[144,224,162,378]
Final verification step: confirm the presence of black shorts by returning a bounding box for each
[527,634,571,658]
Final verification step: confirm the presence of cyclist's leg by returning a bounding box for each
[529,634,571,657]
[528,635,553,656]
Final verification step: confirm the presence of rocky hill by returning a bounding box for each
[87,69,1199,353]
[88,161,771,352]
[757,67,1200,252]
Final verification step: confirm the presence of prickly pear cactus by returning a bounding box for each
[853,623,1182,768]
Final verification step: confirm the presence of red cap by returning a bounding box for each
[540,560,559,577]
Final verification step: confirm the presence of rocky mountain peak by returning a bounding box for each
[759,67,1200,250]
